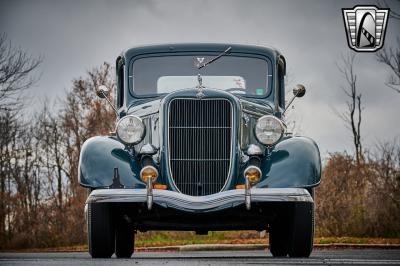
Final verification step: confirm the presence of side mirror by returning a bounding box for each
[96,85,110,99]
[96,85,118,115]
[293,84,306,98]
[283,84,307,115]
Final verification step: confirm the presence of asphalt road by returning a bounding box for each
[1,249,400,265]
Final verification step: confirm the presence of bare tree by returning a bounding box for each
[0,34,41,248]
[378,0,400,20]
[372,139,400,210]
[282,71,304,135]
[35,103,67,210]
[335,53,363,164]
[376,39,400,93]
[316,142,400,237]
[0,111,18,245]
[376,0,400,93]
[62,62,115,198]
[0,33,42,111]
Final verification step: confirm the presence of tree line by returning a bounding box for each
[0,34,116,248]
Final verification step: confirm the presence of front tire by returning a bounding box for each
[87,203,115,258]
[115,224,135,258]
[269,213,290,257]
[269,202,314,258]
[288,202,314,257]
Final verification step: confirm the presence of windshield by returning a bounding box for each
[131,54,271,97]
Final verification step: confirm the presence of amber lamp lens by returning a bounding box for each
[245,167,261,185]
[140,166,158,183]
[153,184,167,190]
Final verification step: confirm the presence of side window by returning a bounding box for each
[116,58,124,108]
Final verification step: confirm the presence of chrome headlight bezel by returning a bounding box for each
[254,115,285,146]
[116,115,146,145]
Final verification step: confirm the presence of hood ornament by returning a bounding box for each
[196,74,205,99]
[196,57,205,68]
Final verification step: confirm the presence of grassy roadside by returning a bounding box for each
[2,231,400,252]
[135,237,400,248]
[135,231,400,247]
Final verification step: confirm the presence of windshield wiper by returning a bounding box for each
[197,46,232,69]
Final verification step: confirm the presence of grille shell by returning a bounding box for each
[168,98,233,196]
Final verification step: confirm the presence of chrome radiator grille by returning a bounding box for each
[168,99,232,196]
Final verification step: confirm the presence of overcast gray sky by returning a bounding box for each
[1,0,399,158]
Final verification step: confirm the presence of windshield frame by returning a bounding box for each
[128,51,274,100]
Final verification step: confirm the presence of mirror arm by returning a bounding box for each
[101,91,119,116]
[282,90,300,116]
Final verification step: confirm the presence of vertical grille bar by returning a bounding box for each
[168,99,232,196]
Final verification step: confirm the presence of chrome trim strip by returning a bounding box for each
[242,109,267,117]
[86,188,313,213]
[240,99,272,117]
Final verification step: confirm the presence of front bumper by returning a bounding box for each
[86,188,313,213]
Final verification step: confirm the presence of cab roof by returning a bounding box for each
[122,43,281,62]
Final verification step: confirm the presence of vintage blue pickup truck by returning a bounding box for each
[79,43,321,258]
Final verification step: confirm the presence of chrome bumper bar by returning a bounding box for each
[86,188,313,213]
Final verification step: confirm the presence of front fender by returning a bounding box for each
[78,136,144,188]
[256,136,321,188]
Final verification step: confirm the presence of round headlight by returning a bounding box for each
[255,115,285,145]
[116,115,145,145]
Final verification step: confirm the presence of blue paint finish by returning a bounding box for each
[79,136,145,188]
[256,136,321,188]
[79,135,321,190]
[79,43,322,199]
